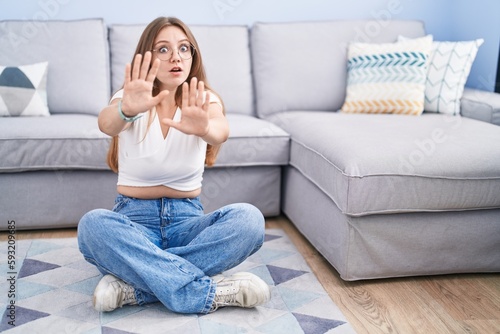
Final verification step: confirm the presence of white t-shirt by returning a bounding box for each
[111,89,221,191]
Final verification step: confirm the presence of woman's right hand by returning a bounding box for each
[120,51,169,117]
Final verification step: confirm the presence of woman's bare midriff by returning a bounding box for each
[117,185,201,199]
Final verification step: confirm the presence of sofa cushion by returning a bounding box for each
[0,114,288,172]
[0,62,49,117]
[108,24,142,94]
[251,20,426,119]
[340,35,432,115]
[0,115,110,172]
[214,114,290,166]
[400,36,484,115]
[269,111,500,216]
[0,19,110,115]
[109,24,254,116]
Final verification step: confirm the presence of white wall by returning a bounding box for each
[449,0,500,92]
[0,0,450,27]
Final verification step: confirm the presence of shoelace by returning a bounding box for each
[122,284,137,305]
[113,281,136,307]
[215,288,238,306]
[210,284,239,312]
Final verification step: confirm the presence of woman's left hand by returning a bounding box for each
[162,77,210,137]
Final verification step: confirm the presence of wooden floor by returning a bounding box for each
[6,216,500,334]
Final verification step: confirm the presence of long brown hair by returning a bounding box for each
[107,17,224,173]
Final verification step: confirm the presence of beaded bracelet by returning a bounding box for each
[118,100,142,122]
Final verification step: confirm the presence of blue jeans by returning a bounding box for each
[77,195,265,314]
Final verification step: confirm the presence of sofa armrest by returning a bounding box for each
[460,88,500,125]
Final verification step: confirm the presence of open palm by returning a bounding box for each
[162,77,210,137]
[121,52,169,116]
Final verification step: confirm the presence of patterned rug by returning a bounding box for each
[0,229,355,333]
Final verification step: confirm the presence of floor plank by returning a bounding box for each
[266,215,500,334]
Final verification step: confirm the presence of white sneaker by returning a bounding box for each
[211,272,271,312]
[93,274,137,312]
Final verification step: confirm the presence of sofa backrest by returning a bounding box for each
[109,24,254,116]
[251,20,426,119]
[0,19,110,116]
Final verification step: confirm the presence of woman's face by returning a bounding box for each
[152,26,193,91]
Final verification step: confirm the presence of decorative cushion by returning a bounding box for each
[0,62,49,117]
[341,35,433,116]
[400,36,484,115]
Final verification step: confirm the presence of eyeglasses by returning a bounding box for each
[151,43,195,61]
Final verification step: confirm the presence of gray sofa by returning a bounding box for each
[0,19,289,230]
[1,19,499,281]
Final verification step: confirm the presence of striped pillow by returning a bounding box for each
[341,35,433,116]
[400,36,484,115]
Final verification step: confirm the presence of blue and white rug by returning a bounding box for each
[0,229,355,333]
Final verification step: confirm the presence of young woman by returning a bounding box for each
[77,17,270,314]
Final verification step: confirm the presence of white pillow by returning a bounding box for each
[399,36,484,115]
[341,35,433,116]
[0,62,49,117]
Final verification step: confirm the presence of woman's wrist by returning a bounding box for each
[200,124,211,139]
[118,100,142,122]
